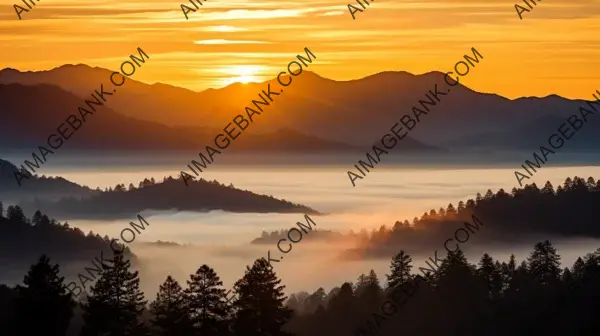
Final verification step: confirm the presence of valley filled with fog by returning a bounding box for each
[6,153,599,298]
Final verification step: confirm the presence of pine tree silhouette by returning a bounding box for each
[527,240,562,285]
[231,258,293,336]
[12,254,74,336]
[149,276,194,336]
[386,250,413,289]
[80,250,147,336]
[183,264,231,335]
[477,253,502,299]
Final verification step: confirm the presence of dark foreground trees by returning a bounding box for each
[286,242,600,336]
[1,241,600,336]
[0,254,294,336]
[2,177,600,335]
[80,250,147,336]
[232,258,293,336]
[149,276,193,336]
[12,255,74,336]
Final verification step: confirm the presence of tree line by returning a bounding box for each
[2,176,600,335]
[1,239,599,335]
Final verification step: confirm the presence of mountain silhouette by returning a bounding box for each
[0,66,458,150]
[446,114,600,151]
[2,65,595,151]
[0,81,438,153]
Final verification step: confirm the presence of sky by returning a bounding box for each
[1,0,600,99]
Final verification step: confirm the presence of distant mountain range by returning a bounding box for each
[0,83,387,153]
[446,114,600,151]
[0,65,598,153]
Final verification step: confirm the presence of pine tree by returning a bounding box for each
[304,288,326,314]
[6,205,26,222]
[231,258,293,336]
[0,200,4,218]
[586,176,596,190]
[359,270,382,311]
[354,273,369,297]
[446,203,457,214]
[32,210,43,226]
[386,250,413,289]
[477,253,502,299]
[434,249,487,327]
[150,276,193,336]
[327,282,359,335]
[501,254,517,290]
[183,264,230,335]
[466,199,475,209]
[484,189,494,200]
[572,257,585,279]
[563,177,573,190]
[13,255,74,336]
[80,250,147,336]
[541,181,555,195]
[526,240,562,285]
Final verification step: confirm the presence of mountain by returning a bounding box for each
[172,126,365,153]
[176,126,441,153]
[0,83,200,150]
[446,114,600,151]
[0,82,436,153]
[1,65,593,148]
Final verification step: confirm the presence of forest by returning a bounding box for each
[16,174,318,220]
[0,177,599,335]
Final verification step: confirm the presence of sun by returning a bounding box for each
[221,65,263,86]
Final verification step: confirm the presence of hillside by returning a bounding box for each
[16,175,321,220]
[341,176,600,260]
[0,159,95,203]
[0,205,137,288]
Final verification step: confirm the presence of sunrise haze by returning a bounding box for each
[2,0,600,99]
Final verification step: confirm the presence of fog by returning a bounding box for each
[15,155,594,298]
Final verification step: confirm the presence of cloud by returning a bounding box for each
[194,39,272,45]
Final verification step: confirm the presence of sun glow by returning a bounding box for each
[220,65,264,86]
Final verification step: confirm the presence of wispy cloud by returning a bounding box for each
[194,39,272,45]
[1,0,600,99]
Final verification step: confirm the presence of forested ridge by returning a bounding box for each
[0,202,136,285]
[1,158,320,218]
[0,177,599,335]
[16,175,320,220]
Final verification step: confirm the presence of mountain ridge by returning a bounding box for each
[0,65,595,148]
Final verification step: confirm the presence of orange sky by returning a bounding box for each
[1,0,600,99]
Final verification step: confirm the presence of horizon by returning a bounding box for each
[3,2,600,335]
[1,0,600,100]
[0,64,592,102]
